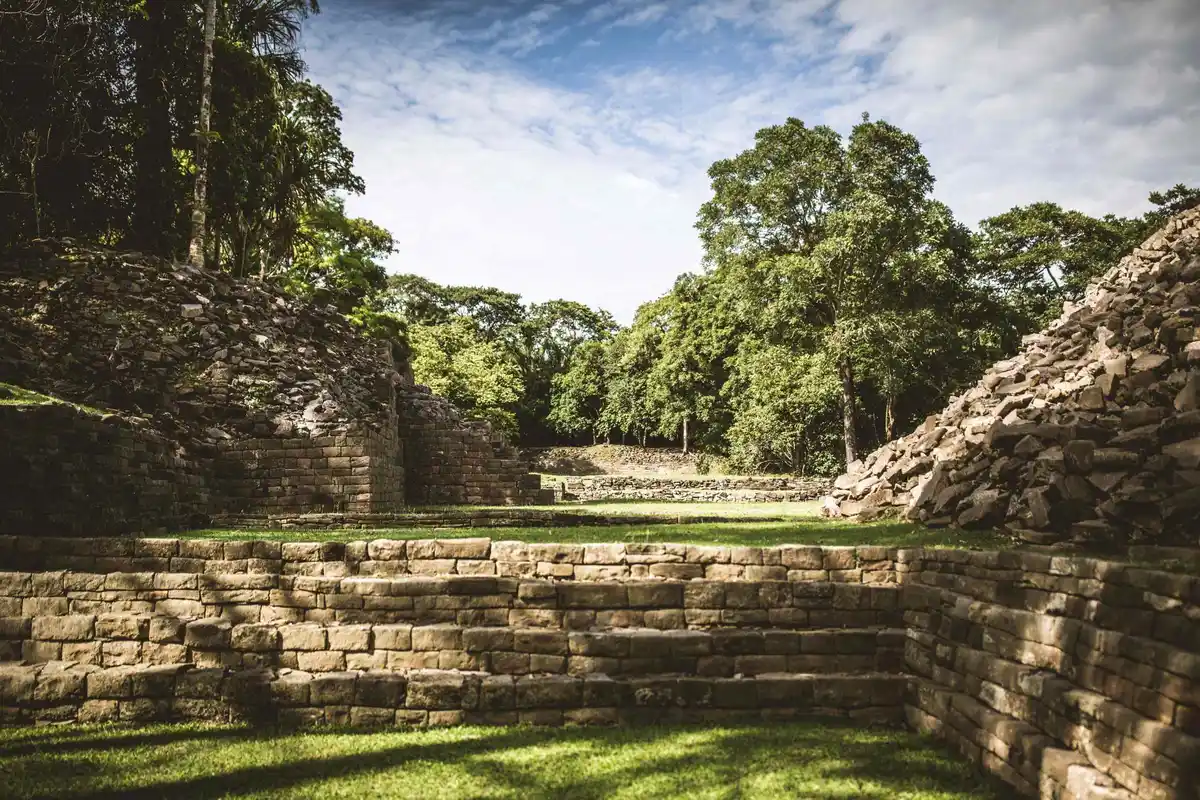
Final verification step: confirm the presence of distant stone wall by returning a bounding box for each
[396,386,547,505]
[0,405,210,535]
[554,476,829,503]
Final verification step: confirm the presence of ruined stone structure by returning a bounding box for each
[0,536,1197,798]
[827,207,1200,547]
[0,241,547,534]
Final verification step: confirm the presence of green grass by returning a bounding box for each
[0,722,1016,799]
[0,381,109,416]
[181,518,1009,549]
[409,500,825,518]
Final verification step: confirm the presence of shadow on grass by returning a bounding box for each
[178,520,1011,549]
[3,721,1018,800]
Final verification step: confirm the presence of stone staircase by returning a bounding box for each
[2,537,1197,799]
[0,550,908,727]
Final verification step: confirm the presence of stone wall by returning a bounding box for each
[214,426,404,514]
[0,242,547,534]
[1,538,1197,798]
[0,405,210,535]
[0,536,903,583]
[397,386,548,505]
[902,549,1200,799]
[552,475,829,503]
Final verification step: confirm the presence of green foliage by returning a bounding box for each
[548,339,609,440]
[724,343,842,476]
[972,202,1131,328]
[408,317,523,438]
[284,197,392,310]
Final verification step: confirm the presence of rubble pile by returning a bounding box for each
[0,240,400,449]
[827,207,1200,546]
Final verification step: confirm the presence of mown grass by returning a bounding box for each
[0,721,1017,800]
[181,518,1010,549]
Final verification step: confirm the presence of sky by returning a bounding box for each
[301,0,1200,323]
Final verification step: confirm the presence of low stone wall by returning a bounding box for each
[209,508,796,530]
[553,476,829,503]
[1,540,1197,799]
[0,405,210,536]
[0,537,902,583]
[214,426,404,514]
[0,663,906,727]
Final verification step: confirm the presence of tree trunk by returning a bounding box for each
[187,0,217,268]
[681,417,689,455]
[132,0,175,256]
[884,394,896,442]
[838,359,859,465]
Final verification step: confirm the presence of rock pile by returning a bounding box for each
[827,207,1200,546]
[0,240,401,449]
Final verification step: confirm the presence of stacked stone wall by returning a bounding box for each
[0,537,902,583]
[902,549,1200,799]
[396,387,547,505]
[0,405,210,535]
[214,425,403,514]
[1,538,1197,798]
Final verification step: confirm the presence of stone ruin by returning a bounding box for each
[0,535,1196,799]
[0,240,550,534]
[827,206,1200,547]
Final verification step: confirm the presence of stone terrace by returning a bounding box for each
[0,538,1197,799]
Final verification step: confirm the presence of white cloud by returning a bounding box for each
[303,0,1200,323]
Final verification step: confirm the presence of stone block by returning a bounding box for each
[297,651,346,672]
[31,615,95,642]
[280,624,327,651]
[231,624,280,652]
[516,675,580,709]
[184,618,232,649]
[310,671,357,705]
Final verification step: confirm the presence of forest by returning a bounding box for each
[3,1,1198,476]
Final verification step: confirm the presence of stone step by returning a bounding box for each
[6,616,905,677]
[0,571,904,630]
[0,537,901,583]
[0,661,909,728]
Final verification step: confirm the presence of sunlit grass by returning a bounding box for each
[0,721,1016,799]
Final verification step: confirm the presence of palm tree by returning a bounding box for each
[186,0,217,267]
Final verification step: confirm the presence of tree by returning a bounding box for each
[284,197,393,311]
[187,0,218,266]
[724,341,842,475]
[697,114,941,466]
[973,202,1131,329]
[548,339,609,442]
[408,317,523,438]
[510,300,617,444]
[131,0,182,256]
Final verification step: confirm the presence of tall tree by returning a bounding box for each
[697,115,940,466]
[187,0,218,266]
[973,202,1131,329]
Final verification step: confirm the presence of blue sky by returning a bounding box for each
[301,0,1200,323]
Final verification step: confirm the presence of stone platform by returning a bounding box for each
[1,537,1197,799]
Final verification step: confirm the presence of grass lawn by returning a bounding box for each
[0,721,1016,800]
[181,519,1010,549]
[179,499,1013,549]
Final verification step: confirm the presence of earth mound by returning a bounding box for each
[827,206,1200,547]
